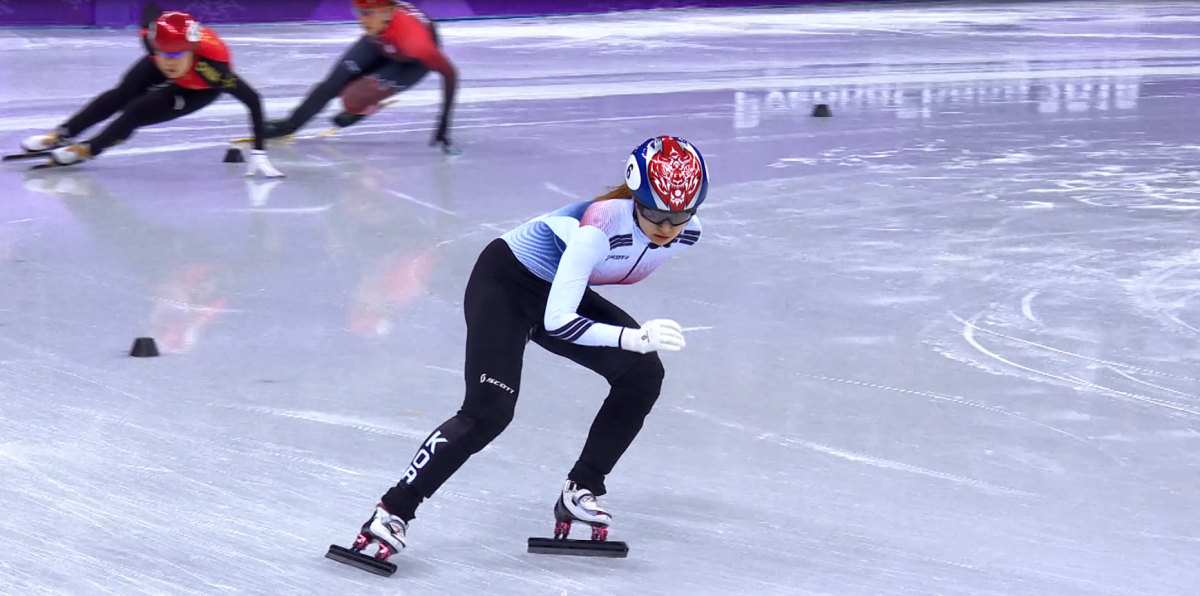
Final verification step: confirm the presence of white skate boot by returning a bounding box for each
[20,130,70,154]
[353,503,408,561]
[48,144,92,167]
[325,503,408,576]
[528,480,628,556]
[554,479,612,541]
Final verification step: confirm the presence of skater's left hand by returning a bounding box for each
[247,149,285,178]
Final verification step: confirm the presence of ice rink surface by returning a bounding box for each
[2,1,1200,594]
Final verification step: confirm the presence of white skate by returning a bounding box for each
[351,503,408,562]
[554,479,612,541]
[20,130,70,153]
[49,144,92,167]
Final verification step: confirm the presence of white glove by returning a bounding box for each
[619,319,686,354]
[246,149,285,178]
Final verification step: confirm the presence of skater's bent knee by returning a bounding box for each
[622,353,664,391]
[458,401,516,445]
[478,407,515,439]
[314,77,351,102]
[240,86,262,104]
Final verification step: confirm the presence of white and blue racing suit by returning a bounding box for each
[380,197,702,520]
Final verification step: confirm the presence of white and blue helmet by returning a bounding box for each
[624,136,709,213]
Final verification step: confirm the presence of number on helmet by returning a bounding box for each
[186,21,201,43]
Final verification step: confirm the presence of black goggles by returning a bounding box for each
[636,202,694,226]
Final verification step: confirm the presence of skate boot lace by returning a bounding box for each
[573,489,602,513]
[383,518,407,535]
[363,505,408,551]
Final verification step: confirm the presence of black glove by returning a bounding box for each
[332,112,365,129]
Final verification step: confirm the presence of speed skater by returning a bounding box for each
[263,0,459,153]
[17,9,282,176]
[329,136,710,571]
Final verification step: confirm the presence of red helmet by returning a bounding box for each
[353,0,396,8]
[149,11,201,54]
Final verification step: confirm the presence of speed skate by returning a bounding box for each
[323,504,407,577]
[324,543,397,577]
[2,153,77,171]
[527,480,629,558]
[2,151,51,162]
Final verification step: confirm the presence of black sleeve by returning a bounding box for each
[196,58,266,151]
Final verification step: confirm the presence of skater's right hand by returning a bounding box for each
[619,319,686,354]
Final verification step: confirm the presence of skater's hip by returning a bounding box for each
[463,238,552,334]
[475,238,552,295]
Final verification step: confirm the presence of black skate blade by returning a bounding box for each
[3,151,50,162]
[28,160,74,171]
[325,544,397,577]
[527,537,629,558]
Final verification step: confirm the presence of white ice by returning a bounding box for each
[2,2,1200,595]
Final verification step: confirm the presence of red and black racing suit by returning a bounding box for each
[269,2,457,143]
[57,26,266,154]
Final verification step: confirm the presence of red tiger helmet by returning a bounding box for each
[149,11,201,55]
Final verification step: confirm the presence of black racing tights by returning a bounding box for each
[60,56,219,156]
[281,36,431,131]
[381,239,664,522]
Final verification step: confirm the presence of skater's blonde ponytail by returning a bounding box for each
[592,183,633,202]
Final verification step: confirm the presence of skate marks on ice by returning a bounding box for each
[821,123,1200,432]
[0,419,305,594]
[998,141,1200,212]
[0,351,154,406]
[1021,290,1041,324]
[1127,248,1200,338]
[950,312,1200,417]
[692,112,1200,588]
[219,403,432,442]
[795,373,1090,444]
[922,253,1200,450]
[921,207,1200,426]
[673,404,1037,498]
[0,361,428,593]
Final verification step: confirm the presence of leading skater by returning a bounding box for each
[343,135,709,563]
[262,0,459,152]
[18,10,281,176]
